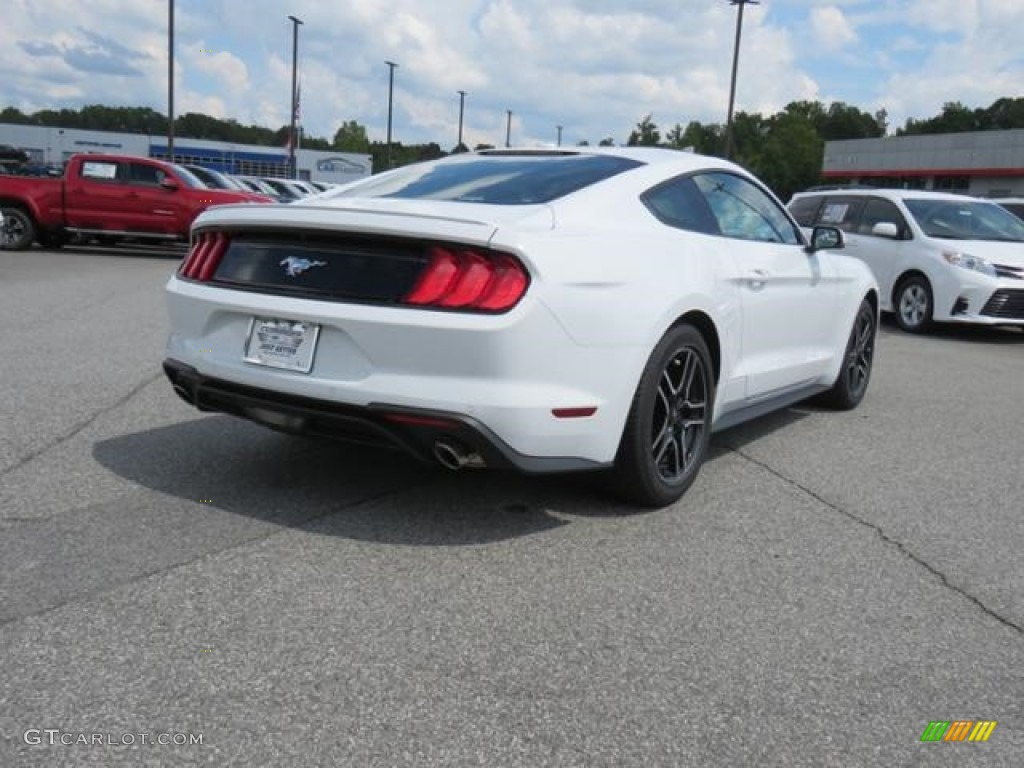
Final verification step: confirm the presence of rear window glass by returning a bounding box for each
[333,153,644,205]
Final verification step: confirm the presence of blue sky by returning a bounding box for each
[2,0,1021,148]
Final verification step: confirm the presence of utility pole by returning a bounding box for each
[457,90,466,150]
[724,0,759,160]
[287,15,303,178]
[168,0,175,161]
[386,61,398,168]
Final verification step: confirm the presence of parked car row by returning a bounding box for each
[182,165,336,203]
[0,153,340,250]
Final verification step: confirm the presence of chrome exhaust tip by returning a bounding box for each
[433,440,485,470]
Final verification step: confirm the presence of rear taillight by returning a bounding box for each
[179,231,230,281]
[404,247,529,312]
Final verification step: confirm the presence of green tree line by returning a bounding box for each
[2,97,1022,194]
[623,97,1024,200]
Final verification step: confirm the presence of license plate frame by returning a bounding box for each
[243,316,320,373]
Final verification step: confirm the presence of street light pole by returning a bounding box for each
[724,0,758,160]
[287,14,303,179]
[167,0,174,162]
[386,61,398,169]
[556,125,563,147]
[457,90,466,151]
[505,110,512,148]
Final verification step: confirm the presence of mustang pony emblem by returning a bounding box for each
[280,256,327,277]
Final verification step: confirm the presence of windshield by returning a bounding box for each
[904,199,1024,242]
[332,153,644,205]
[171,164,205,189]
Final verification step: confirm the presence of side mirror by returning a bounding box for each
[806,225,845,253]
[871,221,900,239]
[159,177,179,191]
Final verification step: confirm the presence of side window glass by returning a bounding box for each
[693,172,800,244]
[859,199,909,239]
[817,197,865,232]
[129,163,165,186]
[80,161,119,182]
[641,177,718,235]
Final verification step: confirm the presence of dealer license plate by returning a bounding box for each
[243,317,320,373]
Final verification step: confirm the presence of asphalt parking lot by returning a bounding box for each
[1,245,1022,767]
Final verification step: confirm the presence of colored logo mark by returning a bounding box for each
[921,720,997,742]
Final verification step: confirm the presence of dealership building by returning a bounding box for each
[822,128,1024,197]
[0,123,371,183]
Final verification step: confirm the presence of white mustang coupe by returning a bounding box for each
[164,148,878,507]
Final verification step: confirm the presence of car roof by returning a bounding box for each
[790,188,995,204]
[478,145,735,173]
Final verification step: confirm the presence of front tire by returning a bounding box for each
[895,275,933,333]
[820,297,876,410]
[1,208,36,251]
[612,324,715,507]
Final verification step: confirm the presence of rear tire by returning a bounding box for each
[820,298,876,410]
[1,208,36,250]
[612,324,715,508]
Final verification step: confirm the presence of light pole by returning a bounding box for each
[556,125,563,147]
[167,0,175,162]
[386,61,398,168]
[287,15,303,179]
[505,110,512,148]
[457,90,466,151]
[724,0,758,160]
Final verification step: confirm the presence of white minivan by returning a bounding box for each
[789,188,1024,332]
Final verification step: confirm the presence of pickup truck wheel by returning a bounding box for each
[1,208,36,251]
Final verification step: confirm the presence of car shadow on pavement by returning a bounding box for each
[708,406,811,459]
[92,414,633,546]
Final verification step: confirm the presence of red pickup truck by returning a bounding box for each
[0,153,272,250]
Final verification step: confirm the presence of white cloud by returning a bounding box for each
[0,0,1020,147]
[809,7,859,50]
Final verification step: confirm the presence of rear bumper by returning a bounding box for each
[163,359,610,475]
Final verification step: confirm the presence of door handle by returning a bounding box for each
[746,268,769,289]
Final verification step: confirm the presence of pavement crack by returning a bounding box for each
[724,442,1024,639]
[0,370,164,480]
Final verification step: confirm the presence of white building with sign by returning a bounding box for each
[0,123,371,183]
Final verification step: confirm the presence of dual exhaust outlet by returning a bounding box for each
[432,440,485,471]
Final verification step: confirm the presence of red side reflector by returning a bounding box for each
[381,413,461,429]
[552,407,598,419]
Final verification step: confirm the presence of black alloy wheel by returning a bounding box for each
[613,324,714,507]
[820,297,876,410]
